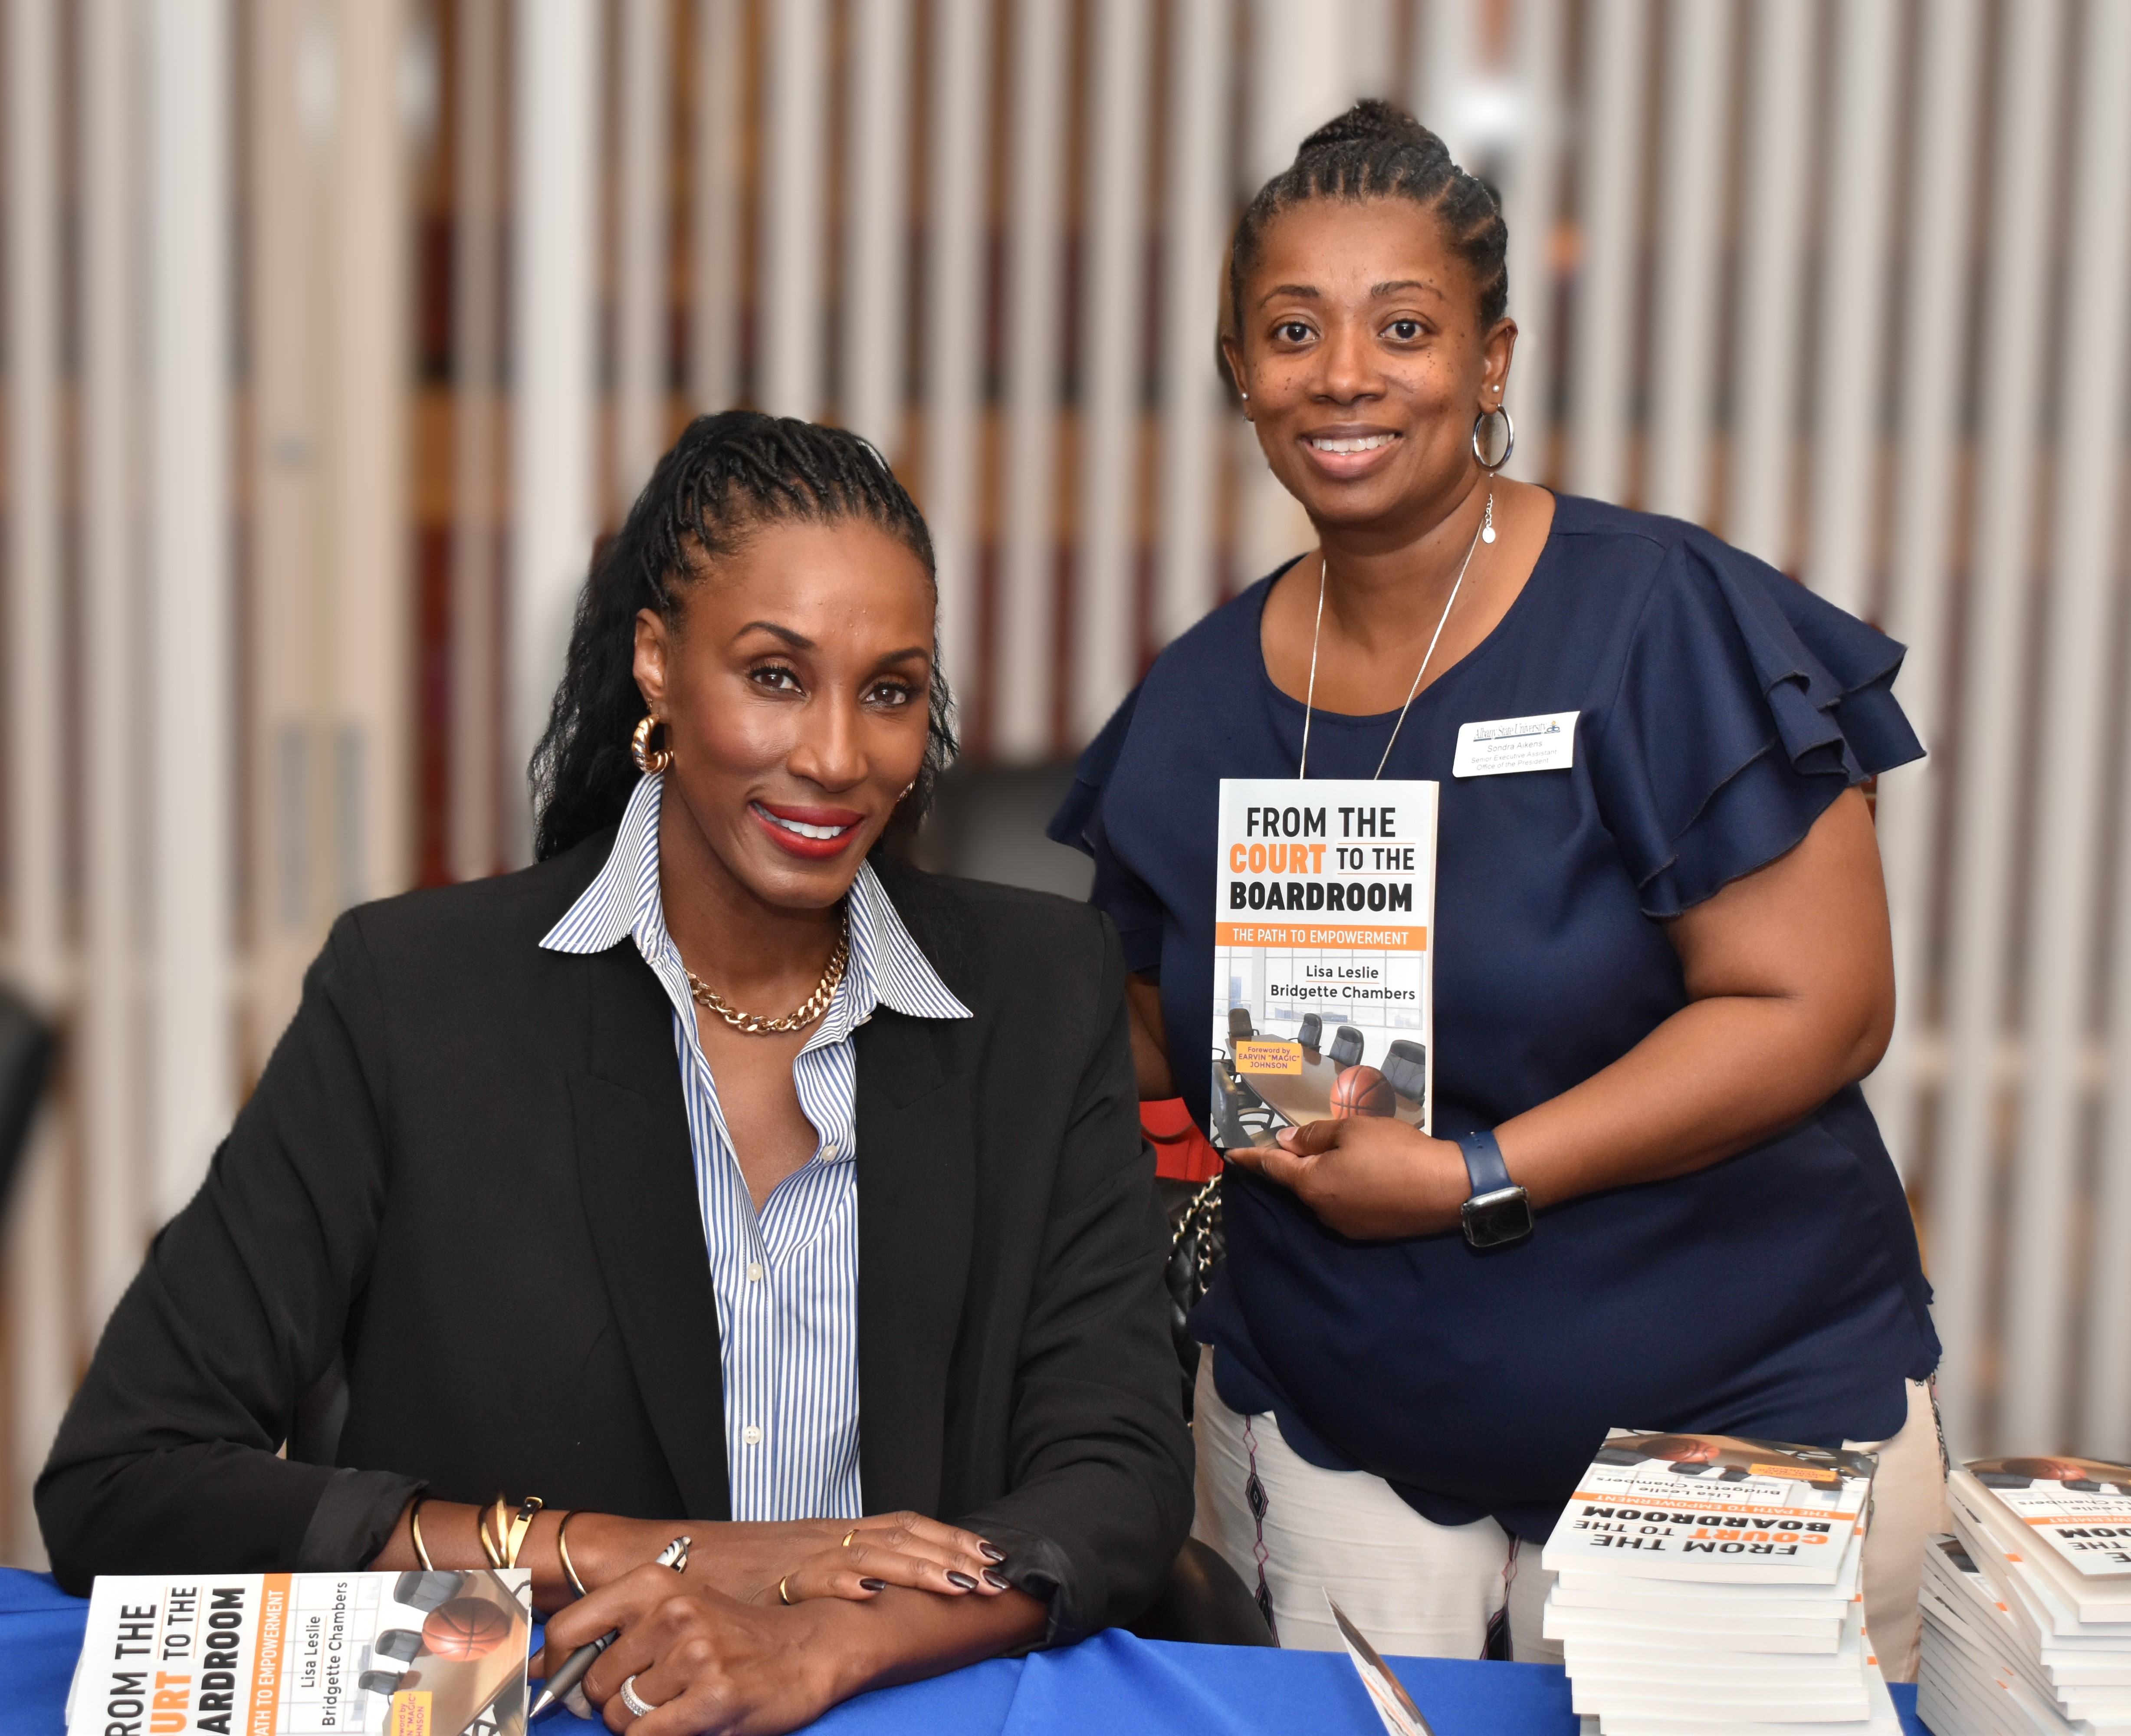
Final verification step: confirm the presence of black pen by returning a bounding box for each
[529,1534,691,1720]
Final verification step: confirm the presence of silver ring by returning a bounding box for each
[618,1675,658,1720]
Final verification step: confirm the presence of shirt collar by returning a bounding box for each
[539,772,971,1023]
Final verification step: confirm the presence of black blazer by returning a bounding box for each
[36,834,1192,1641]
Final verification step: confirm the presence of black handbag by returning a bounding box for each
[1157,1173,1224,1417]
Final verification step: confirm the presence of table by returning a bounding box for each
[1234,1047,1424,1134]
[0,1567,1930,1736]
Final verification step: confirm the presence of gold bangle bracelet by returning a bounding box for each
[408,1497,434,1572]
[479,1496,508,1568]
[555,1510,588,1598]
[502,1496,544,1568]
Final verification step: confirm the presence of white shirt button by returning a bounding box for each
[822,1144,838,1160]
[747,1262,763,1283]
[742,1424,762,1446]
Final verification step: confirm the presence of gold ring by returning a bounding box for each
[842,1530,856,1549]
[778,1575,793,1606]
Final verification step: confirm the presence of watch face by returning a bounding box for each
[1461,1186,1534,1249]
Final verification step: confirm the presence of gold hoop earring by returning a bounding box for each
[631,713,673,774]
[1471,406,1515,472]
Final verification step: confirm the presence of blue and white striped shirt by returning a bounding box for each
[540,773,971,1520]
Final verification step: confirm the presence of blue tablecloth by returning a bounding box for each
[0,1568,1928,1735]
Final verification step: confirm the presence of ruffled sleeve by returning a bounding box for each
[1048,685,1167,976]
[1589,526,1924,918]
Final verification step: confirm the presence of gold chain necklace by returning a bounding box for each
[684,910,850,1036]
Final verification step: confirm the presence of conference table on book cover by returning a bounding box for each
[0,1568,1934,1736]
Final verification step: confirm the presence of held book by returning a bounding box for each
[66,1568,534,1736]
[1208,779,1438,1151]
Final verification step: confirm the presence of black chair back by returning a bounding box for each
[1295,1012,1322,1050]
[1126,1538,1274,1647]
[1227,1006,1254,1043]
[0,983,55,1217]
[374,1630,424,1664]
[1328,1024,1364,1070]
[393,1570,468,1612]
[1382,1039,1427,1105]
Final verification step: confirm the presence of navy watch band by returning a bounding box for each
[1456,1129,1514,1198]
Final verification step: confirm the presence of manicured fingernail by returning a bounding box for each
[946,1571,978,1590]
[978,1542,1006,1562]
[982,1569,1010,1590]
[859,1578,887,1592]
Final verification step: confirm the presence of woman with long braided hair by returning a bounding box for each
[42,411,1192,1729]
[1053,102,1944,1673]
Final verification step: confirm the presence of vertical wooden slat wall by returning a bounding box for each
[1934,0,2070,1457]
[4,0,2131,1563]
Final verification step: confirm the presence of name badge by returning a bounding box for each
[1452,710,1579,778]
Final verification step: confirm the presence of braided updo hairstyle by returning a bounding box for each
[531,409,956,861]
[1228,99,1509,341]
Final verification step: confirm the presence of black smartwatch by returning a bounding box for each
[1455,1129,1534,1249]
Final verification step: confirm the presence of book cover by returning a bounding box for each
[1209,779,1437,1150]
[1953,1463,2131,1628]
[1967,1457,2131,1584]
[1540,1432,1875,1585]
[67,1569,533,1736]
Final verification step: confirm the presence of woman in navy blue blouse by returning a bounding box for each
[1052,103,1944,1676]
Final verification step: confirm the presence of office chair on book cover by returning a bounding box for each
[1381,1039,1426,1111]
[1209,1059,1280,1147]
[373,1629,425,1664]
[1295,1012,1322,1052]
[1226,1006,1254,1048]
[394,1570,469,1611]
[1327,1024,1364,1070]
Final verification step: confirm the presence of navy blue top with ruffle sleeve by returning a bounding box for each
[1049,495,1941,1541]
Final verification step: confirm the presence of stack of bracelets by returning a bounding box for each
[407,1493,591,1598]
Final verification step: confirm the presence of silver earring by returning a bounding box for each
[1481,485,1497,545]
[1471,405,1514,473]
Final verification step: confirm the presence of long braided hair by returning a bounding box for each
[530,410,956,862]
[1228,99,1509,340]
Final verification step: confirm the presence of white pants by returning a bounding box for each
[1190,1351,1947,1681]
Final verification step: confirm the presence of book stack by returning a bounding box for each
[1541,1430,1900,1735]
[1920,1454,2131,1735]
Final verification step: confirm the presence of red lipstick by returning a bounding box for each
[749,800,866,861]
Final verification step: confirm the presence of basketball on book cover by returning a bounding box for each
[424,1596,513,1661]
[1330,1065,1395,1118]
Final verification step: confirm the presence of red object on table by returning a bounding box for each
[1140,1098,1225,1183]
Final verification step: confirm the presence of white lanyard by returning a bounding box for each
[1296,493,1488,782]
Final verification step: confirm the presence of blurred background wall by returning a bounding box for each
[0,0,2128,1568]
